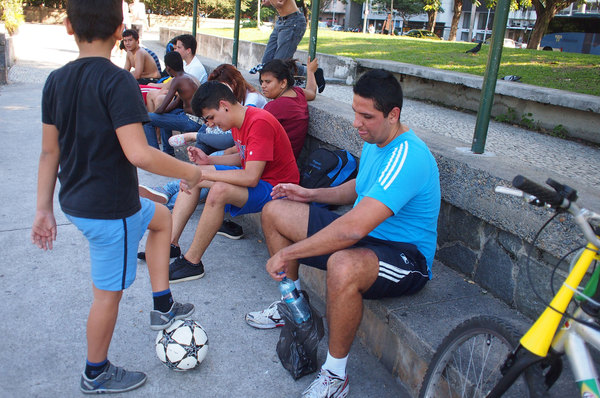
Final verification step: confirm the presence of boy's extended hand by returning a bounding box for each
[187,146,210,165]
[180,167,203,194]
[31,210,57,250]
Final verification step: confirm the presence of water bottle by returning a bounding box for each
[278,277,311,324]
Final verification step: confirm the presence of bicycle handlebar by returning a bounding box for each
[512,175,566,208]
[495,176,600,249]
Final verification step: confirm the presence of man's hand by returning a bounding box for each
[31,210,57,250]
[187,146,210,165]
[266,250,287,281]
[271,183,313,202]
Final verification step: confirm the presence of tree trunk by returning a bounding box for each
[426,10,437,31]
[448,0,463,41]
[527,0,556,49]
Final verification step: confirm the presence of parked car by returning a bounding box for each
[404,29,442,40]
[332,25,344,31]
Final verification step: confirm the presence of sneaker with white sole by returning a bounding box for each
[217,219,244,240]
[302,368,349,398]
[168,134,187,147]
[245,301,285,329]
[80,362,146,394]
[149,301,195,331]
[139,185,170,205]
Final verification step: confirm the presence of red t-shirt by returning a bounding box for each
[264,86,309,160]
[231,107,300,187]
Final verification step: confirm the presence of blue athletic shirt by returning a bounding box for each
[354,129,441,277]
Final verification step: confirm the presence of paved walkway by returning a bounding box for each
[0,24,409,397]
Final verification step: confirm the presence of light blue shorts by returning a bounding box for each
[66,198,156,291]
[214,165,274,217]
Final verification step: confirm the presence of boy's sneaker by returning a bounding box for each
[249,63,263,74]
[315,67,326,93]
[169,255,205,283]
[168,134,187,147]
[217,219,244,240]
[139,185,170,205]
[245,301,285,329]
[150,301,195,331]
[302,368,349,398]
[80,362,147,394]
[137,244,181,262]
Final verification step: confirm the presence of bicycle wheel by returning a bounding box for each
[419,316,546,398]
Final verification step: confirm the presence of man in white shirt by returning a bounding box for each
[173,34,207,84]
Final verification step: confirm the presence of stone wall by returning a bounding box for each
[0,33,14,85]
[162,27,600,145]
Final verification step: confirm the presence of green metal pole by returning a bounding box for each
[470,0,510,154]
[233,0,242,66]
[192,0,198,37]
[308,0,320,60]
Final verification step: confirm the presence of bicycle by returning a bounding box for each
[419,175,600,398]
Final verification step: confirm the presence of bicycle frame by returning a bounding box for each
[488,242,600,398]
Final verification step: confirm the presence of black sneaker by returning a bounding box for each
[169,255,205,283]
[137,244,181,261]
[217,220,244,240]
[315,67,326,93]
[249,63,263,74]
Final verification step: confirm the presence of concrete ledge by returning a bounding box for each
[356,58,600,144]
[161,27,599,144]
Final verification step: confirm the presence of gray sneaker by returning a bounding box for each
[80,362,146,394]
[150,301,195,331]
[302,368,349,398]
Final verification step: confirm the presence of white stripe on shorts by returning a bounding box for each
[378,260,428,283]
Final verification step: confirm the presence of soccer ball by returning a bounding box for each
[155,319,209,371]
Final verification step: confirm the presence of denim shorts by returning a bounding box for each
[214,165,274,217]
[300,204,429,300]
[65,198,155,291]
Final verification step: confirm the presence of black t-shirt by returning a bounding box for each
[42,57,150,219]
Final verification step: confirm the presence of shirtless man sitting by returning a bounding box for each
[123,29,161,85]
[143,51,203,156]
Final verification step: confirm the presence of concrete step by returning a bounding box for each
[238,212,578,396]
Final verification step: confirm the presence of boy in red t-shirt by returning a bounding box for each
[168,81,299,283]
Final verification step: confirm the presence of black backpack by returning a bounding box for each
[300,148,358,189]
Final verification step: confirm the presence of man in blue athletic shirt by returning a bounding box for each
[246,69,441,398]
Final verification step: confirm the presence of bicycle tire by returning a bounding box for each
[419,315,546,398]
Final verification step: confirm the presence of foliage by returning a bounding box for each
[23,0,65,7]
[1,0,25,35]
[201,27,600,96]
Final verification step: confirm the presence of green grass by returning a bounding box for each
[199,27,600,96]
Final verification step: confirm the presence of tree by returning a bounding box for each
[527,0,579,48]
[448,0,464,40]
[422,0,442,31]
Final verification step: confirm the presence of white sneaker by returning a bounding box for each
[245,301,285,329]
[168,134,187,147]
[302,368,349,398]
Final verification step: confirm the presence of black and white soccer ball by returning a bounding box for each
[155,319,209,371]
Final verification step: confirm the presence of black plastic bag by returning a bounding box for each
[276,292,325,380]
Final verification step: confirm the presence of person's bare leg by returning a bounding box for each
[87,287,122,362]
[170,185,201,247]
[184,182,249,264]
[325,248,379,358]
[261,199,310,280]
[145,203,171,292]
[170,166,216,247]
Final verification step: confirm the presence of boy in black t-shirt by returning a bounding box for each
[31,0,202,394]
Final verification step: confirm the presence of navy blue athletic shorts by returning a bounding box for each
[300,204,429,300]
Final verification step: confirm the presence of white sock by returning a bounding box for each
[293,278,302,292]
[322,351,348,378]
